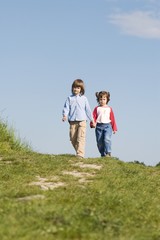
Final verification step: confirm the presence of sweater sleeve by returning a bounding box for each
[93,106,98,122]
[110,108,118,132]
[62,97,70,117]
[85,97,93,121]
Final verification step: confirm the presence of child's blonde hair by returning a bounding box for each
[95,91,110,104]
[72,79,85,95]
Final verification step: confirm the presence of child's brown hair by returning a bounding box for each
[72,79,85,95]
[95,91,110,104]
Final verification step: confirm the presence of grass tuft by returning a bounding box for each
[0,118,32,155]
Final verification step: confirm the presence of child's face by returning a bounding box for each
[73,86,81,95]
[99,96,107,106]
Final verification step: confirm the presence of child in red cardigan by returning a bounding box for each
[91,91,117,157]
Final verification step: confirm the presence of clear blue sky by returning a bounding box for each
[0,0,160,166]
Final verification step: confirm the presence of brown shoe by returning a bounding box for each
[76,155,84,159]
[106,153,111,157]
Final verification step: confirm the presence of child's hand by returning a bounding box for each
[90,121,96,128]
[62,116,67,122]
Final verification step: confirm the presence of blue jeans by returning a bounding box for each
[95,123,112,157]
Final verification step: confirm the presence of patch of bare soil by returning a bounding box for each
[72,162,102,170]
[0,157,12,164]
[29,176,66,191]
[63,170,95,178]
[17,194,45,201]
[63,170,96,183]
[28,161,102,191]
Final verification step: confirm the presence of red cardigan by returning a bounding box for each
[92,105,117,132]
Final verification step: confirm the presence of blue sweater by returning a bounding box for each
[62,94,93,122]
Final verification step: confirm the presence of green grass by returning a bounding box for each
[0,119,160,240]
[0,118,31,155]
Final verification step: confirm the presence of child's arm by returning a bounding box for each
[62,97,70,122]
[85,98,93,121]
[62,115,67,122]
[90,107,98,128]
[110,108,117,132]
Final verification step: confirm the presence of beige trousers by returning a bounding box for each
[69,121,86,158]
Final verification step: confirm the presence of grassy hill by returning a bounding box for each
[0,119,160,240]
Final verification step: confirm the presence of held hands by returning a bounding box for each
[90,122,117,133]
[90,121,96,128]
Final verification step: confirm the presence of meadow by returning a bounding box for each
[0,119,160,240]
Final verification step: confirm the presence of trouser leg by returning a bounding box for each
[104,124,112,154]
[69,121,86,157]
[69,122,78,151]
[76,121,86,158]
[95,124,105,156]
